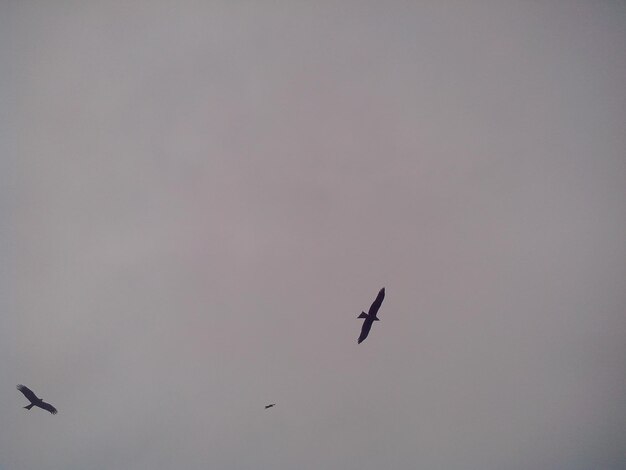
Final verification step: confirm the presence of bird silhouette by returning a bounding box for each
[17,384,58,415]
[265,403,276,409]
[357,287,385,344]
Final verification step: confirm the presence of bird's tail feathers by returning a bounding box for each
[358,312,368,319]
[23,404,35,410]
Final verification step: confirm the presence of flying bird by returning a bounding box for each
[265,403,276,409]
[357,287,385,344]
[17,384,58,415]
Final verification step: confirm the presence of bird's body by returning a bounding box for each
[265,403,276,409]
[17,385,57,415]
[357,288,385,344]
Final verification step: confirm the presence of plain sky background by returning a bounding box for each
[1,2,625,469]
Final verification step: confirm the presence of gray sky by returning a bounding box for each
[1,2,625,469]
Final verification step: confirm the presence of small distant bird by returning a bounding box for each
[265,403,276,409]
[357,287,385,344]
[17,384,58,415]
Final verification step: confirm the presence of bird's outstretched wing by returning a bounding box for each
[17,384,39,403]
[367,288,385,317]
[358,319,372,344]
[38,401,58,415]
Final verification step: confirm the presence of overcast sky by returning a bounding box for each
[1,2,625,469]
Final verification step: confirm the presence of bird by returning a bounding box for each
[357,287,385,344]
[17,384,58,415]
[265,403,276,409]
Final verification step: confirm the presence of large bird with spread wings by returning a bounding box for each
[17,384,58,415]
[357,287,385,344]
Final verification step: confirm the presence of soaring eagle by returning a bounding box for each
[17,384,58,415]
[357,287,385,344]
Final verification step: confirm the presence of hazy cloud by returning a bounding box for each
[2,2,625,469]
